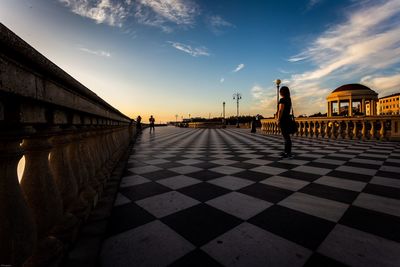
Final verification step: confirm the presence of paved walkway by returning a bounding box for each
[100,126,400,267]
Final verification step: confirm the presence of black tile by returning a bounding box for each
[238,183,293,203]
[306,162,339,170]
[192,162,220,170]
[326,170,371,182]
[178,182,230,202]
[186,170,225,181]
[228,156,250,162]
[141,170,180,180]
[248,205,335,250]
[233,170,272,182]
[120,182,170,201]
[375,170,400,179]
[339,206,400,242]
[168,249,223,267]
[229,162,259,170]
[304,253,349,267]
[362,183,400,200]
[107,202,155,236]
[280,170,321,182]
[300,183,359,204]
[162,204,242,247]
[343,162,380,170]
[267,162,298,169]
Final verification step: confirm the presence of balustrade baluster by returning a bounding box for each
[353,121,359,140]
[361,121,367,140]
[370,120,376,140]
[0,128,37,267]
[380,120,386,140]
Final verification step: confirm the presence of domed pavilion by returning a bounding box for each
[326,84,378,117]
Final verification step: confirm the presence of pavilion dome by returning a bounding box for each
[327,83,378,100]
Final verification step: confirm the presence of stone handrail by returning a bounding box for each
[261,115,400,141]
[188,122,224,128]
[0,24,136,266]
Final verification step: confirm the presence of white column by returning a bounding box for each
[349,98,353,116]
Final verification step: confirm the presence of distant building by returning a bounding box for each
[378,93,400,115]
[326,84,378,116]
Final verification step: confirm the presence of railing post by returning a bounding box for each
[361,121,367,140]
[353,120,359,140]
[370,120,376,140]
[0,128,37,266]
[380,120,386,141]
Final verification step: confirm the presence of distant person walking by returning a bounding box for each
[277,86,293,158]
[149,115,155,132]
[136,115,142,133]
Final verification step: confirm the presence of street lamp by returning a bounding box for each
[222,101,226,128]
[233,93,242,128]
[275,79,281,116]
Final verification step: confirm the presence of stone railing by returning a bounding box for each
[261,115,400,141]
[0,24,136,266]
[188,122,224,128]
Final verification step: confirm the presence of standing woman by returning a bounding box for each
[276,86,293,158]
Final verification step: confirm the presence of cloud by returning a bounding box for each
[361,73,400,95]
[220,77,225,83]
[251,85,265,99]
[135,0,199,32]
[307,0,323,10]
[59,0,131,27]
[284,0,400,116]
[233,63,245,72]
[207,15,235,35]
[168,41,210,57]
[78,47,111,57]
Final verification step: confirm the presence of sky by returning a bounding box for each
[1,0,400,122]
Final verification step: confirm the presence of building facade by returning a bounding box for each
[378,93,400,115]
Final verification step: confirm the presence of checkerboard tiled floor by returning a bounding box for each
[100,126,400,267]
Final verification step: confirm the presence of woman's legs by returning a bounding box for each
[282,131,292,155]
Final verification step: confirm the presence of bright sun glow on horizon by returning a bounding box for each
[1,0,400,122]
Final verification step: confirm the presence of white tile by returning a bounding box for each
[370,176,400,189]
[386,158,400,164]
[328,153,356,158]
[101,220,195,267]
[143,158,170,165]
[212,154,233,159]
[210,166,243,175]
[260,176,309,191]
[244,159,273,165]
[154,154,175,159]
[360,153,388,159]
[353,193,400,217]
[313,158,346,165]
[349,158,384,165]
[128,165,162,174]
[157,175,201,190]
[279,192,349,222]
[113,193,131,207]
[206,192,272,220]
[208,176,254,190]
[251,166,287,175]
[293,165,331,175]
[176,159,203,165]
[169,166,203,174]
[380,165,400,173]
[314,176,366,192]
[120,175,151,187]
[181,154,203,159]
[336,166,376,176]
[202,222,311,267]
[318,224,400,267]
[210,159,238,165]
[279,159,309,165]
[136,191,200,218]
[297,153,325,158]
[240,153,263,159]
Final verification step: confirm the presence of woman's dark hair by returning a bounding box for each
[280,86,291,98]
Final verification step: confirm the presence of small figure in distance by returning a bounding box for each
[276,86,293,158]
[251,114,258,133]
[136,115,142,133]
[149,115,155,133]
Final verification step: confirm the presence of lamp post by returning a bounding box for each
[233,93,242,128]
[175,114,178,123]
[222,101,226,128]
[275,79,281,117]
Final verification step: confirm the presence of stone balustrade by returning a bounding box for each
[261,115,400,141]
[188,122,224,128]
[0,24,136,266]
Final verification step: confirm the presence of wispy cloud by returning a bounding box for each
[251,85,265,99]
[78,47,111,57]
[207,15,235,35]
[307,0,323,10]
[233,63,245,72]
[220,77,225,83]
[361,73,400,95]
[284,0,400,115]
[59,0,131,27]
[168,41,210,57]
[135,0,199,32]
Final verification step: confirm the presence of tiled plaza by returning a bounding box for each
[100,126,400,267]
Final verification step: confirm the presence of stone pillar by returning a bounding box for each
[349,98,353,116]
[361,98,366,114]
[327,102,331,117]
[0,128,37,266]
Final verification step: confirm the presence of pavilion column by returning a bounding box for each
[349,98,353,116]
[361,98,366,114]
[327,102,331,117]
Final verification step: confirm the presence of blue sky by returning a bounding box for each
[1,0,399,122]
